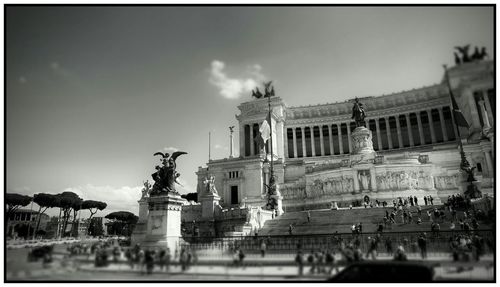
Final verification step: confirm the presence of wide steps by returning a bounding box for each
[259,206,441,236]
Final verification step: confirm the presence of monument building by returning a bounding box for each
[133,53,493,241]
[195,58,494,216]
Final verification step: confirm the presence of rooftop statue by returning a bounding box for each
[251,87,263,99]
[263,81,275,98]
[251,81,275,99]
[150,151,187,196]
[455,45,488,64]
[351,98,366,128]
[455,45,470,63]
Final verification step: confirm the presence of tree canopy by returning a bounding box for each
[181,192,198,202]
[33,193,58,209]
[105,211,138,224]
[82,200,107,215]
[105,211,138,236]
[6,193,32,217]
[58,191,82,209]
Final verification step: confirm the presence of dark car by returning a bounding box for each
[328,261,435,283]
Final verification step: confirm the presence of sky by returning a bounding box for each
[5,6,494,217]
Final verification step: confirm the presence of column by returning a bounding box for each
[301,127,307,157]
[484,151,493,178]
[438,107,448,142]
[464,88,481,130]
[337,124,344,154]
[375,119,382,149]
[478,99,492,130]
[328,125,334,155]
[405,114,414,146]
[449,109,459,139]
[395,116,403,148]
[292,128,298,158]
[370,168,377,192]
[416,112,425,144]
[352,171,360,193]
[229,128,234,158]
[310,126,316,156]
[427,110,437,143]
[249,123,255,156]
[482,91,494,126]
[319,126,325,156]
[385,117,393,149]
[239,123,246,157]
[346,123,352,153]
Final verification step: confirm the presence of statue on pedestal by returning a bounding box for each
[150,151,187,196]
[203,175,218,195]
[141,180,152,199]
[351,98,366,128]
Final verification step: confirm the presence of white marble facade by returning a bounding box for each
[196,60,494,211]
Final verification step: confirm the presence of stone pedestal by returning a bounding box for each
[351,127,376,163]
[131,199,149,246]
[200,193,221,220]
[139,194,186,251]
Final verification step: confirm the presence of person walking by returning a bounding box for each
[429,195,434,205]
[158,248,166,271]
[366,237,378,260]
[385,237,393,256]
[414,196,418,206]
[145,249,155,275]
[164,247,171,273]
[238,248,245,266]
[260,241,267,258]
[137,248,145,274]
[295,250,304,276]
[325,250,336,274]
[394,245,408,261]
[424,196,428,206]
[418,233,427,259]
[180,248,188,271]
[307,210,311,223]
[307,251,316,274]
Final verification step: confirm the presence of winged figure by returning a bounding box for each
[150,150,188,196]
[263,81,274,97]
[455,45,471,63]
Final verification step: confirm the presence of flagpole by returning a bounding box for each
[442,64,471,172]
[208,131,211,161]
[268,94,273,176]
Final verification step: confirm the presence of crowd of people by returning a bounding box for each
[295,249,338,276]
[123,244,197,274]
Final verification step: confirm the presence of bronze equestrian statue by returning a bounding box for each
[352,98,366,128]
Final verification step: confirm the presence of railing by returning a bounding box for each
[180,230,494,257]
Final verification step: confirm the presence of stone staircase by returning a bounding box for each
[258,206,442,235]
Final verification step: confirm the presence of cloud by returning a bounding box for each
[214,144,228,150]
[209,60,266,99]
[65,184,141,217]
[161,146,179,153]
[8,186,32,195]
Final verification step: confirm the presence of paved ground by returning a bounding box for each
[6,245,494,282]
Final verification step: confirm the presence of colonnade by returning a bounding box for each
[285,106,458,158]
